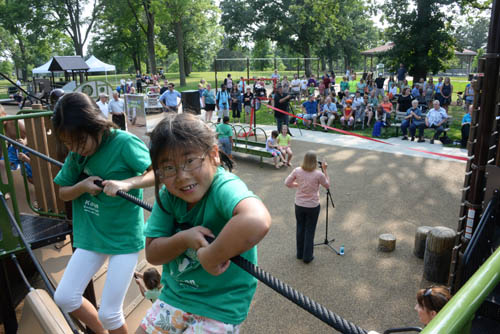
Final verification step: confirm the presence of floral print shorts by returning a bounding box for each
[140,299,240,334]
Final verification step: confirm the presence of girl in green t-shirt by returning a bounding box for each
[52,92,154,334]
[138,113,271,333]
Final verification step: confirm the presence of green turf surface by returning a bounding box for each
[0,72,470,143]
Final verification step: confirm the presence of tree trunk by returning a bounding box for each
[17,36,28,81]
[132,52,139,72]
[147,19,156,74]
[74,42,83,56]
[174,21,186,86]
[328,58,333,72]
[321,57,326,71]
[184,57,191,76]
[413,69,427,82]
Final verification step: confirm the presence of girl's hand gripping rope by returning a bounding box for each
[80,176,103,197]
[101,179,132,196]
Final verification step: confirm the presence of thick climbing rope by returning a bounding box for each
[0,133,368,334]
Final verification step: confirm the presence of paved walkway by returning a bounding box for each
[256,124,468,163]
[201,103,467,163]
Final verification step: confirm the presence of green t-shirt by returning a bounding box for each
[54,130,151,254]
[144,167,258,325]
[216,123,233,139]
[277,133,290,146]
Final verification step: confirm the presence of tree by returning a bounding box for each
[126,0,157,74]
[330,0,381,71]
[220,0,342,76]
[158,0,218,86]
[89,0,147,73]
[455,16,490,51]
[41,0,103,56]
[382,0,457,79]
[251,39,272,71]
[0,0,72,80]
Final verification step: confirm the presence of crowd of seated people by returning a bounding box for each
[213,70,470,147]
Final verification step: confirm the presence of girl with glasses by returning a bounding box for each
[138,113,271,334]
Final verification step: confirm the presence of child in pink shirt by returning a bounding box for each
[284,151,329,263]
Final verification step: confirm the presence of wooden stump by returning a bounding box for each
[424,227,456,283]
[378,233,396,252]
[414,226,433,259]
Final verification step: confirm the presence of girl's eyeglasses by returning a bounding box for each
[156,151,208,178]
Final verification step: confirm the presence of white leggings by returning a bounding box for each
[54,248,139,330]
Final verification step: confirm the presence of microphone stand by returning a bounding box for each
[314,166,339,255]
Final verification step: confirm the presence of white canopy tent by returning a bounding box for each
[86,55,117,84]
[32,59,52,75]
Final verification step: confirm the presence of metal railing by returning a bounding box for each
[421,245,500,333]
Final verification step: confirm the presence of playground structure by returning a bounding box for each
[1,4,500,333]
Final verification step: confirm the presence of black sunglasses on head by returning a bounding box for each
[423,287,449,311]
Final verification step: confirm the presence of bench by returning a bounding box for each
[232,125,273,166]
[7,86,19,95]
[210,123,273,166]
[389,111,453,139]
[389,111,407,137]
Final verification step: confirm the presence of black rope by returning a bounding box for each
[231,252,367,333]
[0,72,48,107]
[0,133,153,211]
[0,133,369,334]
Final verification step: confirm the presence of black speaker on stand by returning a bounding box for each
[181,90,201,115]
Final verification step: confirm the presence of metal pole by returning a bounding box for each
[466,0,500,237]
[214,57,218,95]
[421,246,500,334]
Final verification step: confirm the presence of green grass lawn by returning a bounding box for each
[0,71,469,144]
[251,99,466,143]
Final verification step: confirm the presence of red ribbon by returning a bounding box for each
[265,103,468,162]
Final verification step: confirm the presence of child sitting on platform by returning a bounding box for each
[277,125,293,167]
[266,130,285,169]
[138,113,271,334]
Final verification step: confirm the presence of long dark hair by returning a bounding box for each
[52,92,116,152]
[149,113,217,211]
